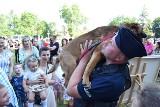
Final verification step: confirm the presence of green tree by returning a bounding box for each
[8,10,22,35]
[143,19,153,37]
[59,4,87,37]
[138,5,148,27]
[21,12,39,36]
[152,17,160,38]
[108,15,136,26]
[0,14,11,37]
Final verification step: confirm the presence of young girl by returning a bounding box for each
[62,74,73,107]
[23,57,48,107]
[51,56,63,106]
[10,63,27,107]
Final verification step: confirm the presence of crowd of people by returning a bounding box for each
[0,35,73,107]
[0,27,160,107]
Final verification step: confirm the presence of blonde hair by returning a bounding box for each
[22,36,32,49]
[26,57,39,68]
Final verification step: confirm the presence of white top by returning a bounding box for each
[55,65,64,83]
[24,68,44,81]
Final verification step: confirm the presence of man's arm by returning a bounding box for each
[67,40,94,98]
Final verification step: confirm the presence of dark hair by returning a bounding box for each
[157,42,160,47]
[0,37,5,40]
[62,38,68,47]
[69,38,72,41]
[52,35,57,38]
[136,84,160,107]
[39,47,50,55]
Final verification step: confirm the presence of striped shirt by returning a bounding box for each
[0,50,13,76]
[0,68,18,107]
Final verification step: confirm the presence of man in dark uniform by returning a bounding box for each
[67,26,147,107]
[49,35,59,61]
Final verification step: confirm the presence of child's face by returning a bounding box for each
[28,61,39,72]
[0,87,10,106]
[13,64,23,75]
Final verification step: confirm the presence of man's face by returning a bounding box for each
[0,87,10,106]
[51,36,56,41]
[101,36,121,60]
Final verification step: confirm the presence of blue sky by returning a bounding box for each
[0,0,159,30]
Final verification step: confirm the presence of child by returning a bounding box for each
[10,63,27,107]
[62,74,73,107]
[23,57,48,107]
[0,83,13,107]
[51,56,63,105]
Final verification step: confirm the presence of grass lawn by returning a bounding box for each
[58,101,64,107]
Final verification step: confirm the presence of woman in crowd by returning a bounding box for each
[28,47,56,107]
[144,38,154,55]
[58,38,68,54]
[153,41,160,55]
[52,56,64,106]
[32,38,40,50]
[0,37,14,80]
[18,36,39,72]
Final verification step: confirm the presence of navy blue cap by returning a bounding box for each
[115,26,147,59]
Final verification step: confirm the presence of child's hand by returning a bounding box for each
[45,83,49,88]
[24,88,29,93]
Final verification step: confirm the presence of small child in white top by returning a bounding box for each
[23,57,48,107]
[62,74,73,107]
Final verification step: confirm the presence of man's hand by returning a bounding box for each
[80,40,95,64]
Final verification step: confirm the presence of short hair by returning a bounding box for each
[13,63,23,69]
[52,35,57,38]
[0,84,5,90]
[26,57,39,67]
[39,47,50,55]
[136,84,160,107]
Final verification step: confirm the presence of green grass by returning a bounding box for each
[58,101,64,107]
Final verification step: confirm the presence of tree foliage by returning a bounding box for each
[0,10,56,38]
[0,14,11,37]
[108,15,136,26]
[152,17,160,38]
[59,4,87,37]
[138,5,148,27]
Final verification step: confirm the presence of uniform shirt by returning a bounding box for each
[0,68,18,107]
[76,64,131,107]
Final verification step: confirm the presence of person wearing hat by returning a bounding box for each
[66,26,147,107]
